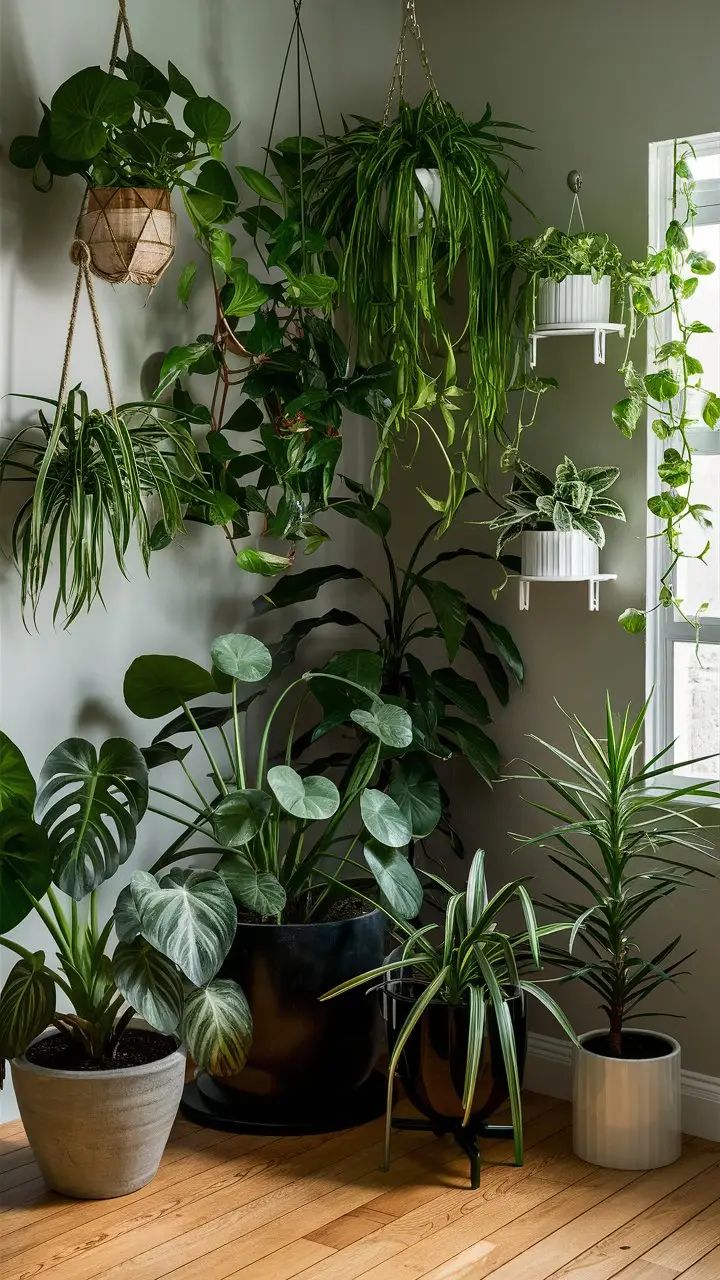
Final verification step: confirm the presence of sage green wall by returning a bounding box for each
[1,0,718,1128]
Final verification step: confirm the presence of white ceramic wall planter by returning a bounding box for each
[12,1025,185,1199]
[572,1030,681,1170]
[521,530,599,578]
[537,274,612,326]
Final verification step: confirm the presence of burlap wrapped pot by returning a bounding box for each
[73,187,175,286]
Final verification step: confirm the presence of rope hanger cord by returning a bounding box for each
[57,241,118,418]
[383,0,442,126]
[109,0,134,72]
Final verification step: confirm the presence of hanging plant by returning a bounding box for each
[507,228,626,335]
[612,145,720,635]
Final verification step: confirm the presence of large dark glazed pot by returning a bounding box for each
[183,909,386,1133]
[384,980,527,1130]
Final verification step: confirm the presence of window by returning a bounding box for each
[647,135,720,788]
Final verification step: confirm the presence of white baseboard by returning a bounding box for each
[525,1033,720,1142]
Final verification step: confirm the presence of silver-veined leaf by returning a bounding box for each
[267,766,339,821]
[131,868,236,986]
[213,789,271,848]
[219,858,286,917]
[209,634,272,683]
[351,703,413,749]
[0,954,55,1061]
[363,840,422,918]
[112,938,184,1034]
[360,789,412,848]
[182,979,253,1074]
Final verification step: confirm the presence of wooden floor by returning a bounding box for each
[1,1093,719,1279]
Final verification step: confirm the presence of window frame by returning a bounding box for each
[646,133,720,794]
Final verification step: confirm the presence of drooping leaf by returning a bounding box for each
[441,718,500,784]
[112,938,184,1035]
[236,548,293,577]
[388,755,441,838]
[267,766,340,821]
[50,66,135,159]
[332,499,391,538]
[114,883,143,942]
[36,738,148,899]
[360,789,412,848]
[0,955,55,1061]
[224,260,270,318]
[219,859,286,917]
[155,341,216,397]
[0,732,36,814]
[416,579,467,661]
[268,609,364,670]
[284,272,337,308]
[181,979,253,1075]
[351,703,413,749]
[644,370,680,403]
[0,810,53,933]
[363,840,423,918]
[183,95,232,142]
[468,609,524,686]
[177,262,197,307]
[237,165,283,203]
[433,668,490,724]
[124,655,217,719]
[131,867,236,987]
[213,789,271,848]
[210,634,272,683]
[141,741,192,770]
[253,565,363,614]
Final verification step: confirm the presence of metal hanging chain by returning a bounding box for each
[109,0,134,72]
[384,0,442,126]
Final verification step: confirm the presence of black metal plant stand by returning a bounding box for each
[392,1116,517,1190]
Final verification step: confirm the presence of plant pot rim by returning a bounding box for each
[88,185,171,194]
[539,272,612,283]
[12,1020,185,1081]
[236,905,384,931]
[576,1027,681,1064]
[522,529,594,539]
[384,974,522,1009]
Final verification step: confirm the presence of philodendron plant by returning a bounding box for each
[122,632,423,926]
[0,730,247,1080]
[508,228,625,334]
[489,458,625,557]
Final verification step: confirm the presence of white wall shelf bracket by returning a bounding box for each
[527,323,625,369]
[518,574,618,612]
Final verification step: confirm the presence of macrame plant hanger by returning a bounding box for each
[383,0,443,124]
[72,0,176,288]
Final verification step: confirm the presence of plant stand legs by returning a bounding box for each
[392,1117,517,1189]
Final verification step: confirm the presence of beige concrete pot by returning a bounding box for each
[573,1029,681,1170]
[11,1024,185,1199]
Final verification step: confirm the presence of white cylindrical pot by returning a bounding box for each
[11,1024,185,1199]
[413,167,441,228]
[573,1030,681,1170]
[537,275,611,325]
[521,530,599,578]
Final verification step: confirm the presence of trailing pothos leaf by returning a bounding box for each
[251,480,524,859]
[612,145,719,633]
[126,630,422,924]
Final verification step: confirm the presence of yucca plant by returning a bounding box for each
[1,387,216,626]
[514,696,717,1057]
[322,848,576,1168]
[307,94,529,524]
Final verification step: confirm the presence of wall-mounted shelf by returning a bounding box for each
[528,323,625,369]
[518,574,618,612]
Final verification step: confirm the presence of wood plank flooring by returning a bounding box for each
[1,1093,718,1279]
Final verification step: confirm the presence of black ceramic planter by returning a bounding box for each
[182,909,387,1134]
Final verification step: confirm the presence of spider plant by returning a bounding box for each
[322,847,576,1168]
[307,94,530,525]
[513,695,717,1057]
[1,387,217,626]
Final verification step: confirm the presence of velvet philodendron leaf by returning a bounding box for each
[0,954,55,1065]
[35,738,148,900]
[218,859,287,917]
[130,868,236,988]
[112,938,185,1035]
[181,979,253,1075]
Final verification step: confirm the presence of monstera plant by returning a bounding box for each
[0,729,246,1079]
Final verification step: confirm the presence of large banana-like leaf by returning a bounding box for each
[182,979,253,1075]
[0,954,55,1063]
[131,868,236,987]
[0,809,53,931]
[35,738,148,899]
[112,939,184,1035]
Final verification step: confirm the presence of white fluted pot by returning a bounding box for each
[537,275,611,325]
[573,1030,681,1170]
[521,530,598,578]
[11,1025,185,1199]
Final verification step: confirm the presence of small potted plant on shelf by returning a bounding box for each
[122,630,423,1129]
[322,847,577,1184]
[508,228,625,330]
[10,54,237,285]
[0,730,247,1199]
[490,457,625,578]
[515,695,717,1170]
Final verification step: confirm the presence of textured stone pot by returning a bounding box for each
[573,1029,681,1170]
[521,530,599,578]
[537,274,611,325]
[11,1024,185,1199]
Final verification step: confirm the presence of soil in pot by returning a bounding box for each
[581,1031,674,1060]
[25,1028,176,1073]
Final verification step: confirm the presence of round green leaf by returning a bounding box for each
[619,607,647,635]
[0,955,55,1061]
[388,755,441,838]
[0,732,35,813]
[351,703,413,749]
[181,979,252,1075]
[267,766,339,821]
[124,655,217,719]
[112,938,184,1035]
[219,859,286,918]
[131,868,236,987]
[213,789,271,848]
[210,634,272,683]
[50,67,136,159]
[0,811,53,933]
[36,738,148,900]
[183,96,232,142]
[363,841,423,918]
[360,789,412,848]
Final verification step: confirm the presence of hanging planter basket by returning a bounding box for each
[73,187,175,286]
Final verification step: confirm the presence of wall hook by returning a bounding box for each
[567,169,582,194]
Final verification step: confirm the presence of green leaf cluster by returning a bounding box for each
[490,457,625,555]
